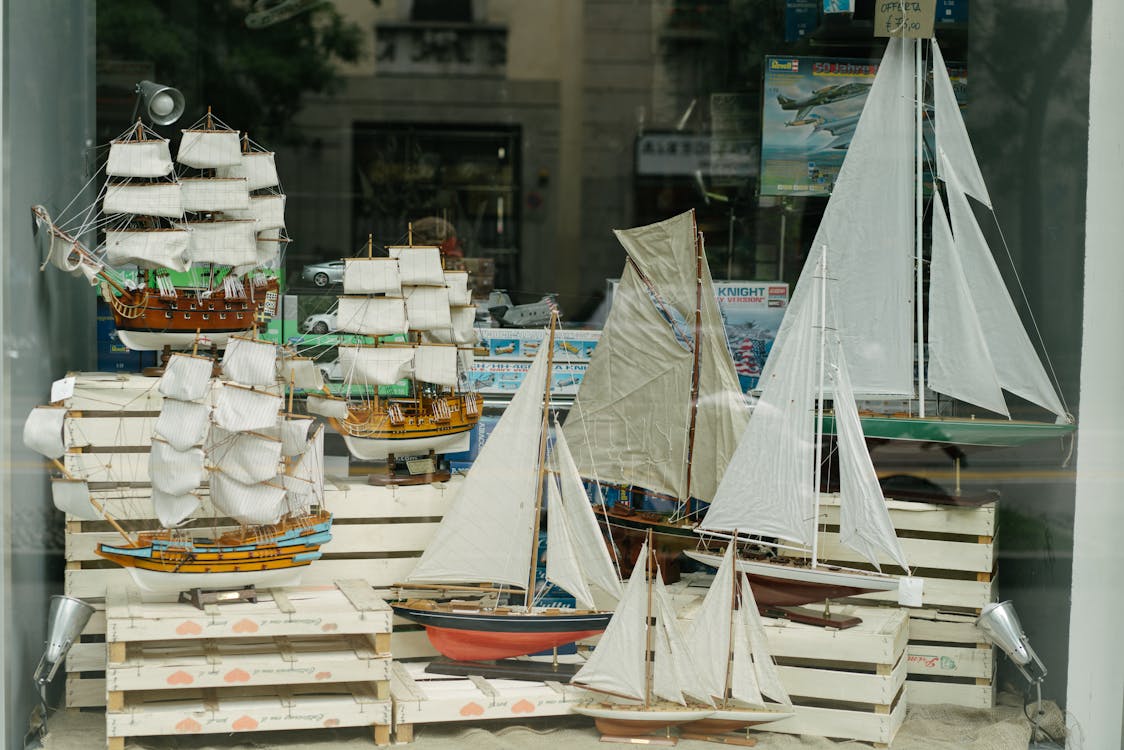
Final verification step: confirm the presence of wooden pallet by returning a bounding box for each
[391,661,586,743]
[104,580,393,749]
[779,494,998,708]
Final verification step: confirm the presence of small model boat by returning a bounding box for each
[571,537,715,741]
[390,316,622,662]
[33,109,286,351]
[309,235,480,476]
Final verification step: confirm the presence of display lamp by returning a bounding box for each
[975,601,1062,750]
[131,79,185,126]
[32,595,95,733]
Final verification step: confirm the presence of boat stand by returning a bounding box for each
[679,732,757,746]
[178,585,258,610]
[424,656,580,683]
[598,729,678,746]
[367,451,452,487]
[763,600,861,630]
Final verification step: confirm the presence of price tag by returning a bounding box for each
[874,0,936,38]
[50,376,76,404]
[405,458,436,476]
[897,576,925,607]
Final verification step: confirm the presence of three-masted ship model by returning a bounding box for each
[32,109,283,351]
[308,234,480,480]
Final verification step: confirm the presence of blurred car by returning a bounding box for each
[301,260,344,288]
[319,358,343,381]
[301,312,338,334]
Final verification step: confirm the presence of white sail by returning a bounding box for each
[227,194,285,232]
[104,229,191,272]
[216,151,279,190]
[209,472,288,526]
[832,343,911,572]
[926,189,1009,416]
[284,426,325,515]
[932,40,991,208]
[151,488,200,528]
[107,139,174,178]
[154,397,210,451]
[213,384,281,433]
[306,393,349,419]
[23,406,67,459]
[405,286,452,331]
[414,344,458,387]
[179,177,250,213]
[941,164,1067,419]
[444,271,471,305]
[545,473,596,610]
[280,416,313,457]
[572,542,651,701]
[178,219,258,267]
[150,439,205,496]
[222,336,278,387]
[406,341,551,588]
[255,227,282,267]
[206,426,282,485]
[338,345,414,386]
[103,183,183,218]
[653,574,711,706]
[424,306,477,346]
[761,37,915,396]
[159,353,213,401]
[45,227,88,274]
[178,129,242,169]
[740,572,791,706]
[563,210,747,502]
[337,296,408,336]
[278,356,324,391]
[552,425,623,601]
[51,478,101,521]
[651,586,686,705]
[699,292,818,545]
[687,541,737,702]
[728,594,765,708]
[344,257,401,295]
[391,246,445,285]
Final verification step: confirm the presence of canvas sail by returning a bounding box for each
[392,246,445,285]
[414,344,458,387]
[104,230,191,272]
[106,139,174,178]
[209,472,287,526]
[406,341,551,588]
[338,345,414,386]
[222,336,278,387]
[424,306,476,346]
[102,183,183,218]
[740,572,791,706]
[686,541,737,702]
[344,258,401,295]
[653,574,712,706]
[152,488,200,528]
[207,427,282,485]
[728,598,765,708]
[178,129,242,169]
[278,356,324,391]
[180,178,250,212]
[180,219,259,267]
[405,286,452,331]
[563,210,745,501]
[228,195,286,231]
[761,37,915,396]
[545,473,596,610]
[337,296,407,336]
[23,406,67,459]
[213,384,281,432]
[307,394,349,420]
[154,398,210,451]
[444,271,471,305]
[216,151,279,190]
[832,341,911,572]
[51,478,101,521]
[150,439,205,496]
[932,40,991,208]
[160,353,213,401]
[279,416,313,457]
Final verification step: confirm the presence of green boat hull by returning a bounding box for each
[823,414,1076,448]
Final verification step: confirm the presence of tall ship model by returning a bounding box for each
[308,236,480,470]
[560,209,749,569]
[32,109,283,351]
[762,37,1073,448]
[391,317,622,662]
[23,338,333,593]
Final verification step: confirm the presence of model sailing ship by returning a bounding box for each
[32,109,283,351]
[308,236,480,472]
[763,37,1073,448]
[560,209,749,568]
[23,339,333,593]
[391,317,622,662]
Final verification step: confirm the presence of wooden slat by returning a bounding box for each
[780,533,993,573]
[66,675,106,708]
[852,573,995,611]
[906,679,996,709]
[816,494,996,537]
[765,693,906,745]
[906,644,993,680]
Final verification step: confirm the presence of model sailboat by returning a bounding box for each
[686,250,917,611]
[309,237,480,471]
[390,319,621,662]
[560,210,749,567]
[762,37,1072,448]
[571,538,715,740]
[32,110,282,351]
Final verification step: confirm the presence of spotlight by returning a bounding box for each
[132,80,185,126]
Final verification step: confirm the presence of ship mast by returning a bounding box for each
[680,226,705,515]
[525,312,558,607]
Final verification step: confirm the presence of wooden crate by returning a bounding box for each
[781,494,998,708]
[104,580,393,749]
[391,661,586,743]
[64,477,460,706]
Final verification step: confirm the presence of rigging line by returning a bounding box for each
[987,210,1072,416]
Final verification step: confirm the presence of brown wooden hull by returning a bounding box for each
[106,278,280,336]
[327,393,480,459]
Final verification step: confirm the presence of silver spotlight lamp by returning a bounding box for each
[975,601,1061,750]
[131,80,185,126]
[33,595,95,689]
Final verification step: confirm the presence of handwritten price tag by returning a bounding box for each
[874,0,936,38]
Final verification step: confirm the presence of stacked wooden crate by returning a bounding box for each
[60,371,462,707]
[787,494,998,708]
[103,580,392,749]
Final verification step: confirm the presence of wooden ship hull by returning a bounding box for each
[572,703,715,737]
[328,393,479,461]
[95,510,332,593]
[105,277,281,351]
[390,600,612,662]
[680,706,794,735]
